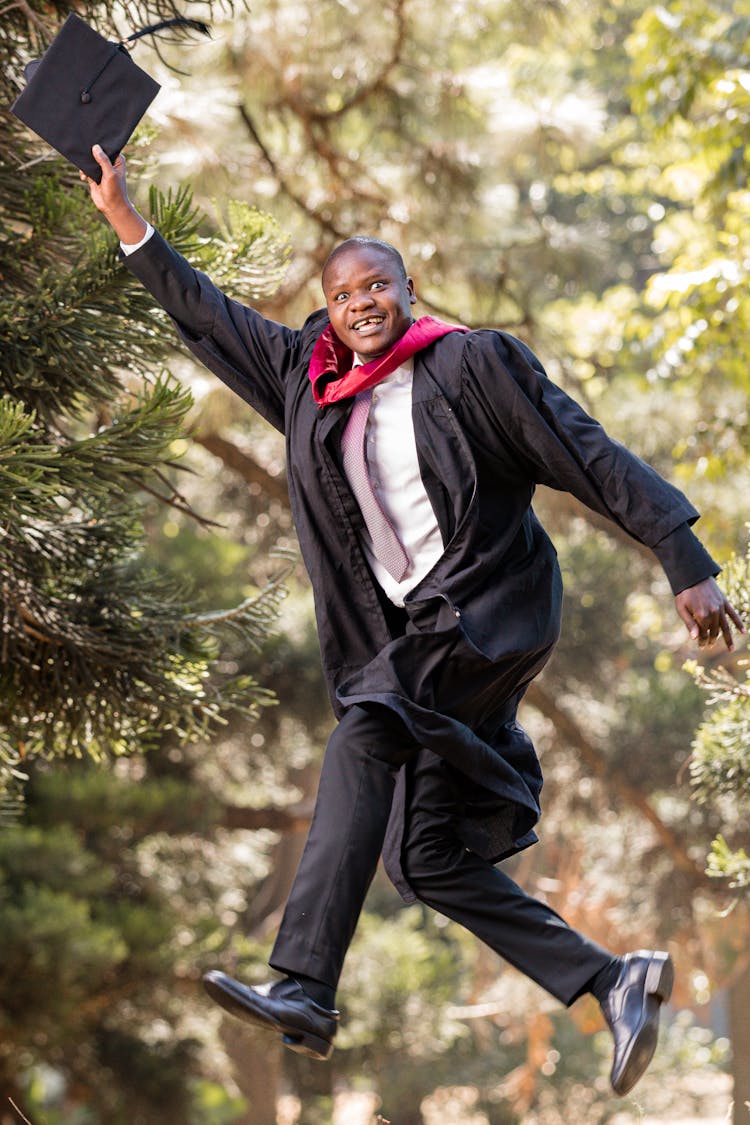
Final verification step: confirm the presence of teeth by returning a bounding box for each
[354,317,383,329]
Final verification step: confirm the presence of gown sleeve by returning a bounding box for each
[459,330,720,587]
[121,230,314,433]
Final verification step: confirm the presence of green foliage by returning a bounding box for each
[0,821,131,1038]
[686,542,750,894]
[1,1,294,815]
[30,758,223,837]
[146,183,292,300]
[706,834,750,890]
[338,907,465,1057]
[629,1,750,200]
[691,694,750,802]
[624,0,750,457]
[610,4,750,926]
[3,529,286,763]
[0,751,266,1122]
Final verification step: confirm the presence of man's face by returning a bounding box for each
[322,246,417,361]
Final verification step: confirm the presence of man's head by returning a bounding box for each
[321,237,417,361]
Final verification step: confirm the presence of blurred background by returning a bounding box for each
[2,0,750,1121]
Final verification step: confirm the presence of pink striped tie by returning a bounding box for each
[341,389,410,582]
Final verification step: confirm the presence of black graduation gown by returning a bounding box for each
[124,233,716,898]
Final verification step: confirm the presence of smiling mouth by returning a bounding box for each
[351,315,385,332]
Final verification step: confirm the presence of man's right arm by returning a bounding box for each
[81,146,303,433]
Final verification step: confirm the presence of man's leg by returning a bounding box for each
[400,750,673,1094]
[269,702,417,988]
[401,750,611,1002]
[203,703,418,1058]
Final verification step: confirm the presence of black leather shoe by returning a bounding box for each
[202,971,339,1060]
[600,950,674,1096]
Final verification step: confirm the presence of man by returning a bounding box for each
[83,143,742,1096]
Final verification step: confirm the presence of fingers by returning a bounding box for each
[675,582,745,652]
[719,601,747,651]
[78,145,111,189]
[92,143,113,175]
[719,611,733,651]
[693,601,743,652]
[676,600,699,641]
[90,145,127,184]
[693,606,726,648]
[727,602,746,632]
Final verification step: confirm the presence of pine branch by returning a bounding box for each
[237,103,348,240]
[0,378,193,513]
[6,1097,35,1125]
[0,561,283,762]
[0,736,27,824]
[281,0,407,124]
[184,547,295,646]
[2,243,172,417]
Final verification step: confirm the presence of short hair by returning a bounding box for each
[322,237,408,285]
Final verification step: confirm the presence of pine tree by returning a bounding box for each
[1,1,291,819]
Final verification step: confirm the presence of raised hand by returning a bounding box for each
[80,144,148,244]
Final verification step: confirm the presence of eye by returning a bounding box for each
[334,291,349,302]
[370,280,386,290]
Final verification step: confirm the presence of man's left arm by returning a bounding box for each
[462,330,744,651]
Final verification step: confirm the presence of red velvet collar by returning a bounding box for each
[309,315,469,406]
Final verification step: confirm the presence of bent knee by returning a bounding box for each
[401,834,469,887]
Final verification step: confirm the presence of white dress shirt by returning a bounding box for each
[348,360,444,606]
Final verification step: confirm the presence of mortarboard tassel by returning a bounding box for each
[126,18,212,43]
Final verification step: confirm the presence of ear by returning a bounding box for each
[406,277,417,305]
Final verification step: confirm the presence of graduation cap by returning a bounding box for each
[10,12,210,182]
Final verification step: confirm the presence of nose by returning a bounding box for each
[349,288,375,310]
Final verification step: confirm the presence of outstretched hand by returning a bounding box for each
[80,144,148,244]
[675,577,744,651]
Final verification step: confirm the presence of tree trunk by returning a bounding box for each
[730,958,750,1124]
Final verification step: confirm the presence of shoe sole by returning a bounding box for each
[202,973,334,1061]
[612,952,675,1096]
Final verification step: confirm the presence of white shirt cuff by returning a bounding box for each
[120,222,154,256]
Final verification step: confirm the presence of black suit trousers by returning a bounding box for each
[270,703,611,1004]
